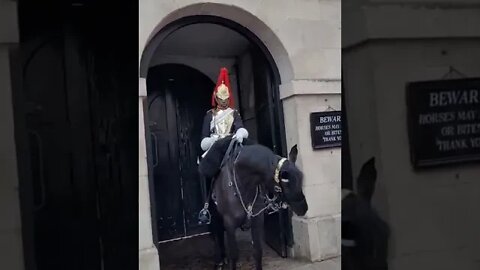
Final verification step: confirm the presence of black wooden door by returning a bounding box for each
[251,50,291,257]
[149,89,184,241]
[15,3,139,269]
[147,64,214,242]
[22,35,78,269]
[19,30,101,270]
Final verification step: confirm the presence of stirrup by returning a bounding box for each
[198,204,211,225]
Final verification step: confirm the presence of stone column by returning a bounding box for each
[280,80,342,262]
[0,1,25,269]
[138,78,161,270]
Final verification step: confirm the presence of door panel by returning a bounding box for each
[147,64,213,241]
[149,92,184,241]
[251,49,290,257]
[175,79,211,237]
[17,3,137,269]
[21,28,101,268]
[23,37,77,268]
[341,76,353,189]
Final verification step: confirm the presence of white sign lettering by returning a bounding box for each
[429,89,479,107]
[319,115,341,123]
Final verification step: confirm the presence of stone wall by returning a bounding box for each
[343,1,480,269]
[0,1,24,269]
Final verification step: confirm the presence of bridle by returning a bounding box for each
[227,144,289,219]
[273,157,288,192]
[198,139,289,224]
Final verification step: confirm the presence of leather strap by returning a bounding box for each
[274,158,287,184]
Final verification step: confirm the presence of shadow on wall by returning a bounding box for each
[342,157,390,270]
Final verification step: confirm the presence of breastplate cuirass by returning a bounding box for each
[212,109,234,138]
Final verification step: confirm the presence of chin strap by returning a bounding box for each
[260,157,289,215]
[274,158,287,184]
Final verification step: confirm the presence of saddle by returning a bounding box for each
[198,136,254,179]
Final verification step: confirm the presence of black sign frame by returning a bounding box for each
[406,77,480,169]
[310,111,342,150]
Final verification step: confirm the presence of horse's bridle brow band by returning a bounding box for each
[274,158,287,184]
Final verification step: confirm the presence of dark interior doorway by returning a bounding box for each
[144,19,292,260]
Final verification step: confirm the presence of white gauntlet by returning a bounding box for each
[233,128,249,143]
[201,136,217,151]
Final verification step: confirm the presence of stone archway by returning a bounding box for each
[139,3,294,85]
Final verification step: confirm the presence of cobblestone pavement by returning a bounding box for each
[158,230,340,270]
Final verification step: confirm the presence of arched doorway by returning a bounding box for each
[142,15,293,267]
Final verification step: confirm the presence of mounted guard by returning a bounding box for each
[198,67,250,224]
[200,67,249,153]
[194,68,308,269]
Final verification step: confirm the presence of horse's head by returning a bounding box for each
[278,145,308,216]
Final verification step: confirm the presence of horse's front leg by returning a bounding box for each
[225,226,239,270]
[251,215,264,270]
[213,226,226,268]
[210,205,226,269]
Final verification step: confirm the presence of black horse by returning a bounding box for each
[342,157,390,270]
[198,137,308,269]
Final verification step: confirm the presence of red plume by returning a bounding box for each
[212,67,234,108]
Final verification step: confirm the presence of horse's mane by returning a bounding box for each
[235,144,279,181]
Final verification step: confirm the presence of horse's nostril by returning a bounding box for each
[289,197,308,216]
[296,208,307,216]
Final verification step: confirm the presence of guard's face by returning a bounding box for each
[216,96,229,109]
[215,83,230,109]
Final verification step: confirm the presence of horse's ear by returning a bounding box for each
[288,144,298,163]
[356,157,376,204]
